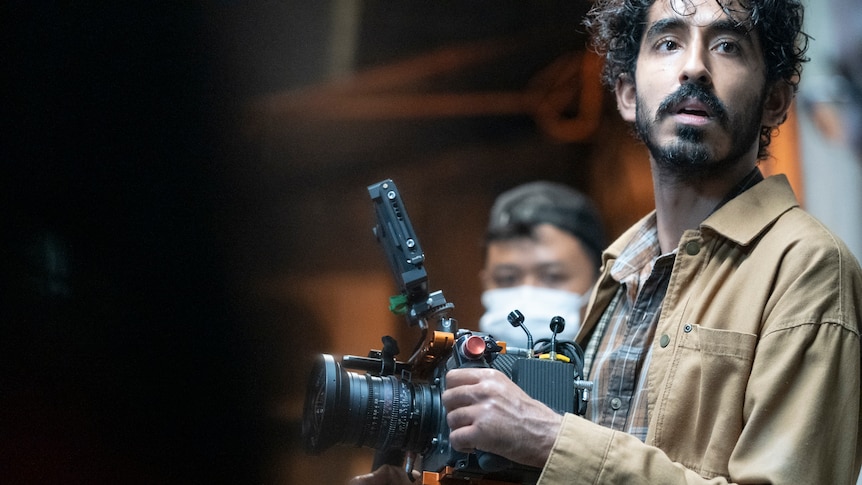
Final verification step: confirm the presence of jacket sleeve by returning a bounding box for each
[537,321,862,485]
[539,414,740,484]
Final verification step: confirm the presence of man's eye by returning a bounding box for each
[656,39,679,52]
[715,40,740,54]
[540,273,569,286]
[493,275,520,287]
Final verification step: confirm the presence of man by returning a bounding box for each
[478,181,606,347]
[351,1,862,483]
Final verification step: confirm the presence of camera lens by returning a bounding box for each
[302,354,442,455]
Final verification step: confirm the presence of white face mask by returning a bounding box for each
[478,285,589,349]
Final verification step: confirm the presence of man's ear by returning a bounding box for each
[762,80,794,127]
[615,74,637,122]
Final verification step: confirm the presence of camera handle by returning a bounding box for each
[452,334,515,473]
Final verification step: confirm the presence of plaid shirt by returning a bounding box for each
[582,213,675,442]
[581,169,764,441]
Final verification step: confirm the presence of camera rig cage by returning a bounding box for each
[302,179,592,485]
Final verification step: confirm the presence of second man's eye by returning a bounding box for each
[539,272,570,287]
[493,273,523,288]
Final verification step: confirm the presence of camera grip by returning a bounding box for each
[451,334,514,471]
[476,449,513,472]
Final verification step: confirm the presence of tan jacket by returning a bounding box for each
[539,175,862,484]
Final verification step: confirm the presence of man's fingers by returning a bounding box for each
[443,367,488,387]
[447,419,481,453]
[443,368,521,411]
[445,406,472,430]
[441,382,480,410]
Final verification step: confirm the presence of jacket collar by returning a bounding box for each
[701,174,799,246]
[580,174,800,344]
[602,174,799,263]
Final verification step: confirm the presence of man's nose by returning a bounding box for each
[522,275,542,287]
[679,44,712,86]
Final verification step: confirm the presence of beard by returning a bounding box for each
[634,83,764,182]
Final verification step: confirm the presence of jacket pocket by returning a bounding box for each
[652,325,757,478]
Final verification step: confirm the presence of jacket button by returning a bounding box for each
[660,334,670,347]
[610,397,622,410]
[685,241,700,255]
[684,324,693,333]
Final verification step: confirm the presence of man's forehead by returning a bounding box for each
[648,0,751,25]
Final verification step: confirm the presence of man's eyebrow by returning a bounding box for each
[491,264,523,273]
[708,18,752,37]
[644,16,752,40]
[644,17,685,40]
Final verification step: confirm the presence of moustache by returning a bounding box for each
[656,84,728,123]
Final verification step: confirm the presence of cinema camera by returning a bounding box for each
[302,179,593,485]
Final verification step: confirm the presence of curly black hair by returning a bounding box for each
[584,0,810,159]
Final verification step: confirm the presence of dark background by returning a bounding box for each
[4,3,256,483]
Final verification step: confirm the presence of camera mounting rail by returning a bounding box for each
[368,179,454,331]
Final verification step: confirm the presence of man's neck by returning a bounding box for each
[652,161,758,254]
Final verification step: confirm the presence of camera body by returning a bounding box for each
[301,180,590,485]
[423,332,585,485]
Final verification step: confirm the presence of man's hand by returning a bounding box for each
[442,367,563,468]
[347,465,418,485]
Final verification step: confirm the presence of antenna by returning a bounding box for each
[549,316,565,361]
[507,310,533,358]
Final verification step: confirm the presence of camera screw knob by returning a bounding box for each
[463,335,487,360]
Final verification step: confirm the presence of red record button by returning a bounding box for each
[464,335,487,359]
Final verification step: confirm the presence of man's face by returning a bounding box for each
[618,0,772,178]
[481,223,596,295]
